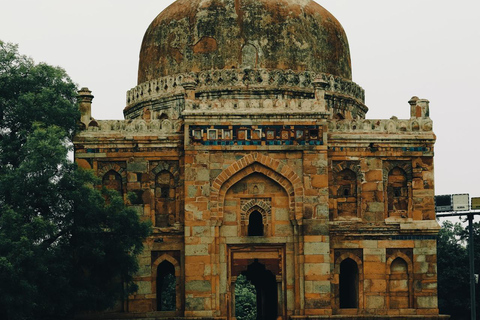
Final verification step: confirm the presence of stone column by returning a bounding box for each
[78,87,94,127]
[313,77,328,113]
[409,96,430,119]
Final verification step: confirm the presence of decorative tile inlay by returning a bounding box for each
[190,125,323,146]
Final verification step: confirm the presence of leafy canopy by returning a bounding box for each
[235,274,257,320]
[0,41,151,320]
[437,220,480,319]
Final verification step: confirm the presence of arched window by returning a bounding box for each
[340,258,359,309]
[155,171,175,227]
[387,167,408,215]
[248,211,264,236]
[102,170,123,194]
[389,258,410,309]
[335,169,357,216]
[156,261,176,311]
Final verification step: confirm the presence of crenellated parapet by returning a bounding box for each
[125,69,366,119]
[328,117,433,134]
[76,119,183,136]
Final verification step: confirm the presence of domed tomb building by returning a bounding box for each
[74,0,444,319]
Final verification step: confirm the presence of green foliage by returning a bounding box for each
[159,273,176,311]
[0,40,151,319]
[437,220,480,319]
[235,274,257,320]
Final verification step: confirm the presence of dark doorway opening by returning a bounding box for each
[238,259,277,320]
[339,258,359,308]
[156,261,176,311]
[248,211,264,236]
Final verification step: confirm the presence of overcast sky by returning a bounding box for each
[1,0,479,200]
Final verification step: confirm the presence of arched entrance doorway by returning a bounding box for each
[235,259,278,320]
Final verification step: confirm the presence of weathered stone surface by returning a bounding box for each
[186,280,211,292]
[185,244,209,256]
[73,0,441,318]
[304,242,330,256]
[138,0,352,84]
[127,159,148,173]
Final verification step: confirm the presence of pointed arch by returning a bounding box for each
[150,161,180,183]
[387,166,410,216]
[241,199,272,217]
[386,252,413,275]
[330,161,362,219]
[210,153,304,223]
[239,199,272,236]
[386,252,413,309]
[332,161,364,182]
[152,254,180,277]
[152,254,181,312]
[334,252,364,311]
[154,170,176,227]
[383,161,412,182]
[97,163,126,183]
[339,258,359,308]
[102,169,123,194]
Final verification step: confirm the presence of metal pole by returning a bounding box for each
[468,212,476,320]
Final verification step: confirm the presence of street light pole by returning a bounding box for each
[468,212,476,320]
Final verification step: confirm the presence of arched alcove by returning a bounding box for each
[387,167,408,215]
[155,170,175,227]
[330,161,363,220]
[211,153,304,223]
[388,257,411,309]
[102,169,123,194]
[156,261,176,311]
[335,168,357,216]
[222,173,290,238]
[339,258,359,309]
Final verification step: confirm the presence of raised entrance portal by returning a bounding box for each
[230,246,285,320]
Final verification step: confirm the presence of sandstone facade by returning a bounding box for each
[74,1,446,319]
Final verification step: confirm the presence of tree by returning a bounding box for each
[437,220,480,319]
[235,274,257,320]
[0,41,151,319]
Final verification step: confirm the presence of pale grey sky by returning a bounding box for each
[1,0,479,198]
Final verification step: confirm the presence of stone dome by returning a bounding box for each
[138,0,352,84]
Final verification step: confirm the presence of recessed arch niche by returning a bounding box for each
[222,172,291,238]
[210,153,304,223]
